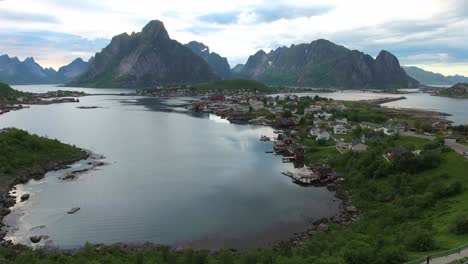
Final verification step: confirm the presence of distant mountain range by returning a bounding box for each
[70,20,219,88]
[7,19,467,89]
[0,55,89,85]
[403,66,468,86]
[234,39,419,89]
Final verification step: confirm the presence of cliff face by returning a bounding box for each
[185,41,231,80]
[237,39,419,89]
[71,20,219,88]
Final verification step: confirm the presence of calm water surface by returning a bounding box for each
[1,88,340,249]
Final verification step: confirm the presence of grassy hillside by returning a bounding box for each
[0,82,24,98]
[192,79,273,93]
[0,128,85,179]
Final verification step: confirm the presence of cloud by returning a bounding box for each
[198,4,333,25]
[198,11,240,25]
[0,0,467,75]
[1,10,60,24]
[0,31,109,69]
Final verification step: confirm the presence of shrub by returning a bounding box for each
[405,229,436,251]
[451,214,468,235]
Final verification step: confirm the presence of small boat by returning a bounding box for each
[260,135,271,141]
[67,207,80,214]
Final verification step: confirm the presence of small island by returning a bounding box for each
[0,83,84,116]
[435,83,468,98]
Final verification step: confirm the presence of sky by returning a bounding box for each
[0,0,467,76]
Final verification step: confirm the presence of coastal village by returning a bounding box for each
[186,92,466,188]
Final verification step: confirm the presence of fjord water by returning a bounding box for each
[0,88,340,249]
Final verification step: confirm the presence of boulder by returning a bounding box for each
[345,206,358,213]
[30,235,42,243]
[20,194,30,202]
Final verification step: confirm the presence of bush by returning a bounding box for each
[405,229,436,251]
[451,214,468,235]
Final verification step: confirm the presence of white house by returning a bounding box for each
[314,112,333,120]
[333,124,348,135]
[310,128,331,141]
[335,118,348,125]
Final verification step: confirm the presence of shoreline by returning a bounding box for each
[0,150,108,245]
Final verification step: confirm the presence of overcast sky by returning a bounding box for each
[0,0,467,75]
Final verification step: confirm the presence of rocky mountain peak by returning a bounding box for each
[141,20,169,40]
[186,41,210,55]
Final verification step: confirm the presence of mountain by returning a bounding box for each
[70,20,219,88]
[436,83,468,98]
[402,66,468,86]
[0,55,58,85]
[185,41,231,79]
[447,75,468,84]
[57,58,89,82]
[231,64,244,73]
[0,55,89,85]
[236,39,419,89]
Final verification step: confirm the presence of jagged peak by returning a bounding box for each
[253,50,267,57]
[186,41,210,54]
[141,19,169,40]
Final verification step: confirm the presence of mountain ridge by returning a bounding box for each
[185,41,231,80]
[403,66,468,86]
[235,39,419,89]
[70,20,219,88]
[0,55,89,85]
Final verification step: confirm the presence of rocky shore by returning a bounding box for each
[0,151,107,243]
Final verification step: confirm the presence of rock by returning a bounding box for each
[67,207,80,214]
[20,194,30,202]
[30,235,42,243]
[317,223,329,232]
[345,206,358,213]
[0,208,10,217]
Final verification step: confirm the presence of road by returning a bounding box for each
[400,132,468,157]
[420,247,468,264]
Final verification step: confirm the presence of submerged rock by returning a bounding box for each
[67,207,80,214]
[20,194,30,202]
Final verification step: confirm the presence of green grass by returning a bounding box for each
[396,136,431,149]
[0,128,85,179]
[192,79,273,93]
[0,82,24,98]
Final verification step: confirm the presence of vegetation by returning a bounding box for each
[436,83,468,98]
[0,128,85,181]
[192,79,273,93]
[0,82,24,99]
